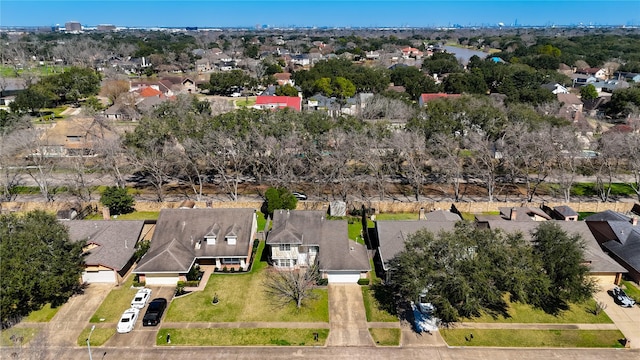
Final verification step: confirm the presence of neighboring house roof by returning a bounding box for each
[498,207,552,221]
[66,220,145,271]
[601,227,640,274]
[419,93,461,105]
[424,209,462,222]
[254,95,301,111]
[267,210,369,272]
[554,205,578,218]
[557,93,582,106]
[585,210,633,223]
[375,220,458,271]
[138,86,163,98]
[135,208,256,273]
[487,220,627,274]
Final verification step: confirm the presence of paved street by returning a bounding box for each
[3,345,638,360]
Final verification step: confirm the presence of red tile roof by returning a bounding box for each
[420,93,461,104]
[255,96,301,112]
[138,87,163,98]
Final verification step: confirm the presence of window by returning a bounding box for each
[279,259,291,267]
[279,244,291,251]
[221,258,241,265]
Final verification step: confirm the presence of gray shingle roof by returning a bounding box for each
[65,220,145,271]
[424,210,461,222]
[585,210,631,223]
[375,220,458,270]
[487,220,626,273]
[603,229,640,272]
[267,210,369,272]
[135,208,256,273]
[554,205,578,218]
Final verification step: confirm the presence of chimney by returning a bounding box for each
[102,206,111,220]
[510,208,517,221]
[632,217,638,226]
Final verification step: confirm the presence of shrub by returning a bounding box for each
[317,278,328,286]
[100,186,134,215]
[357,278,370,285]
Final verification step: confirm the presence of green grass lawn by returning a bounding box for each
[235,98,256,107]
[440,329,625,348]
[156,328,328,346]
[0,328,39,346]
[257,211,267,232]
[621,280,640,303]
[89,277,138,323]
[23,303,60,322]
[84,211,160,220]
[369,328,400,346]
[571,183,636,197]
[464,297,612,324]
[362,287,397,322]
[76,327,116,346]
[165,241,329,322]
[375,213,419,220]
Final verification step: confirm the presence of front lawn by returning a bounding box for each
[23,303,60,322]
[76,327,116,346]
[369,328,400,346]
[89,277,139,323]
[157,328,328,346]
[441,329,625,348]
[621,280,640,303]
[362,287,397,322]
[165,241,329,322]
[464,297,612,324]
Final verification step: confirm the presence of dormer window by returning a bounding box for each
[205,223,220,245]
[205,234,216,245]
[225,235,237,245]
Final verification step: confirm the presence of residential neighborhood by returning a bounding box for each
[2,18,640,360]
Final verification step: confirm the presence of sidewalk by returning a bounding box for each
[455,323,618,330]
[160,322,330,329]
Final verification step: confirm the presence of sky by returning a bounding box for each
[1,0,638,28]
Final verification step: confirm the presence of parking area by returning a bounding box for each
[104,285,175,347]
[594,287,640,349]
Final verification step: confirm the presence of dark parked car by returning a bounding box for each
[142,298,167,326]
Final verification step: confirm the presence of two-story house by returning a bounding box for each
[266,210,370,283]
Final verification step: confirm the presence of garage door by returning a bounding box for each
[82,270,116,283]
[145,275,179,285]
[327,272,361,283]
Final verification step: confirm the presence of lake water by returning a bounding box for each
[442,45,491,65]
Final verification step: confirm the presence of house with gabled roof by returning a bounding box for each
[373,210,461,279]
[65,220,149,284]
[266,210,370,283]
[254,95,301,112]
[134,208,257,285]
[585,210,640,282]
[486,219,626,287]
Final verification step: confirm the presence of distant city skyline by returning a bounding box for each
[1,0,639,28]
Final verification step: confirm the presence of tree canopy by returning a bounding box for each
[1,211,84,328]
[388,221,596,323]
[262,187,298,218]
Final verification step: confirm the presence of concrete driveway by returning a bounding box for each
[594,287,640,349]
[103,285,175,348]
[326,284,374,346]
[44,283,113,346]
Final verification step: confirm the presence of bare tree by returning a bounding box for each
[624,132,640,201]
[0,116,32,201]
[100,79,130,104]
[128,141,179,202]
[593,132,625,202]
[501,123,555,202]
[429,133,465,201]
[550,127,582,203]
[24,129,57,202]
[263,261,320,309]
[465,132,500,202]
[394,131,429,201]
